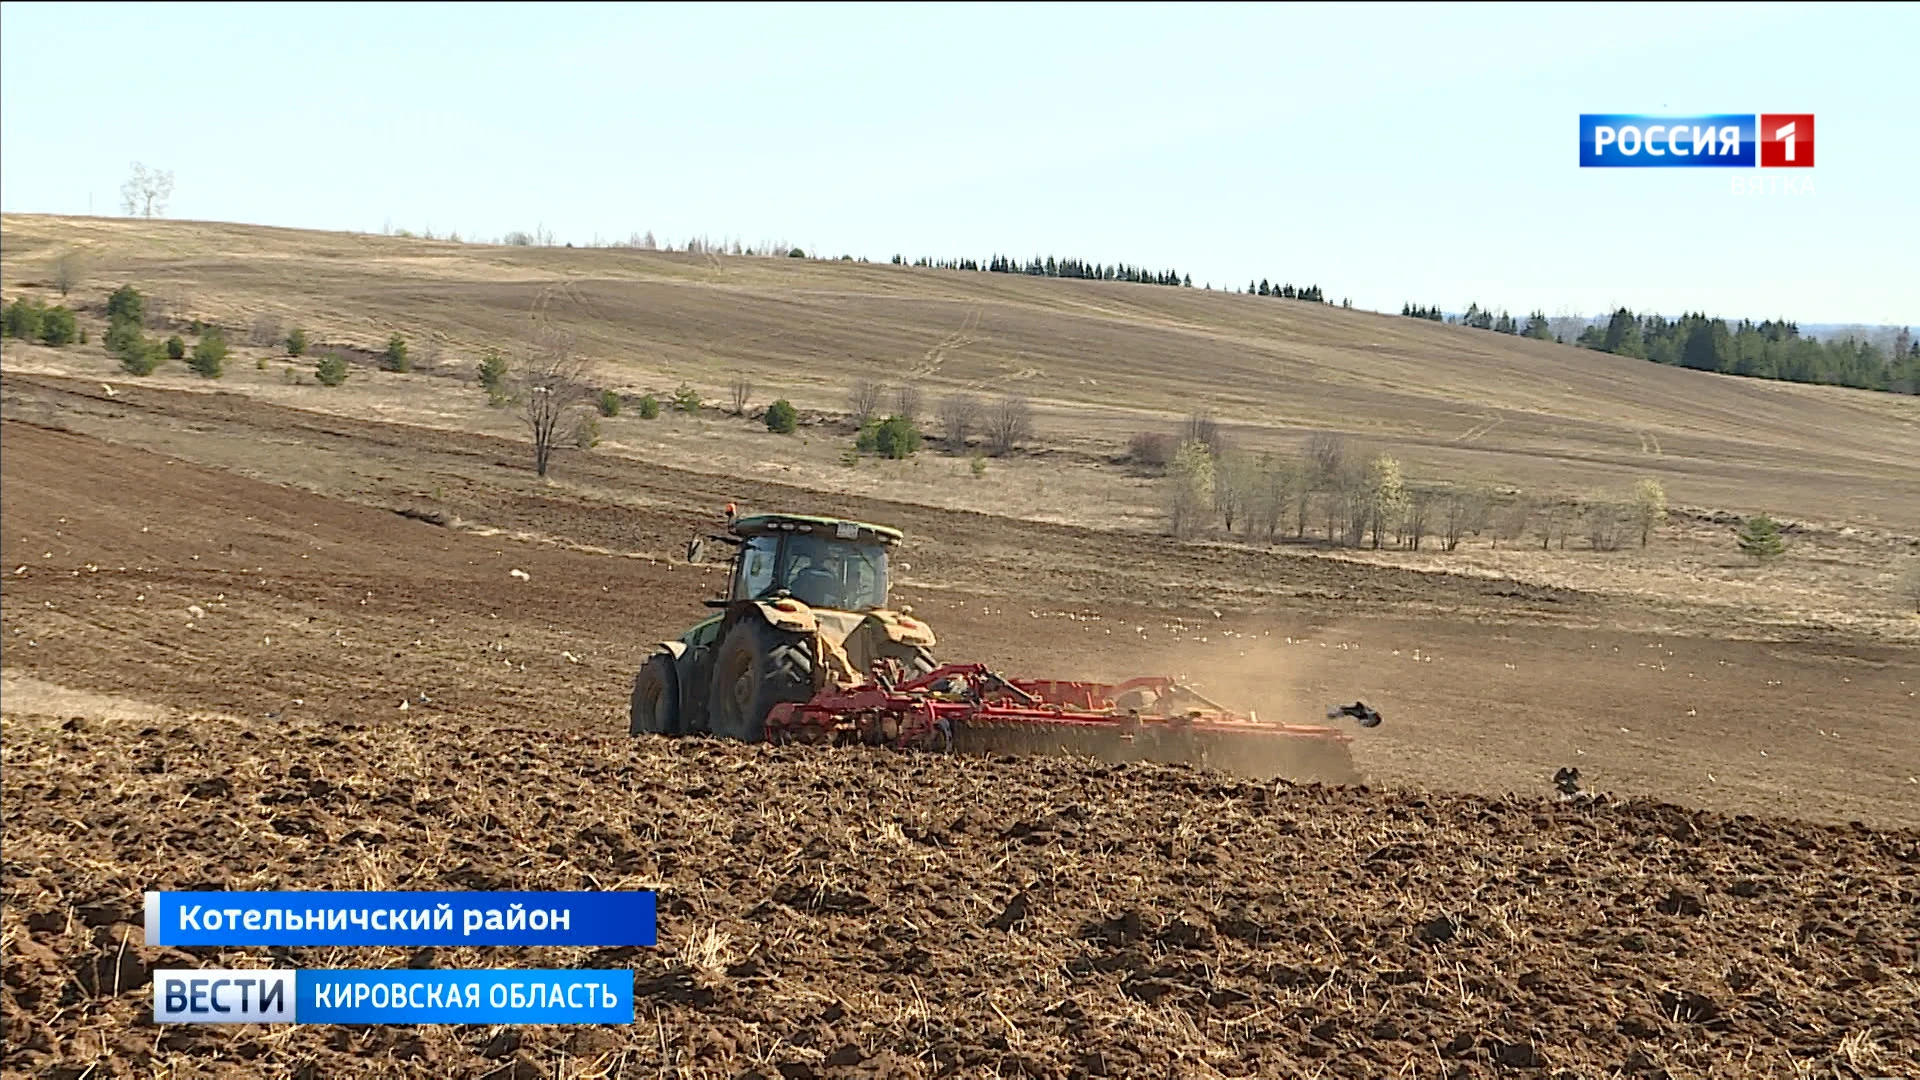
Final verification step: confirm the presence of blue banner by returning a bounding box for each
[299,969,633,1025]
[152,969,634,1024]
[1579,114,1755,167]
[145,891,656,947]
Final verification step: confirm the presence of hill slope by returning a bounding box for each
[4,213,1917,530]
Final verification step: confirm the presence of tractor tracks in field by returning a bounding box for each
[1455,413,1504,444]
[912,304,985,377]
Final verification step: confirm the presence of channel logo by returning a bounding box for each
[1579,114,1813,168]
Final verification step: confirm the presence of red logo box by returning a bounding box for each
[1759,113,1814,167]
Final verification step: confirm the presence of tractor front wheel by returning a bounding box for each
[629,654,681,736]
[708,618,815,742]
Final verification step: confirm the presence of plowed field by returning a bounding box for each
[3,378,1918,1079]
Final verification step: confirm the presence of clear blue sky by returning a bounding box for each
[3,3,1913,324]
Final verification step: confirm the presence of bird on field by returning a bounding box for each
[1327,702,1384,728]
[1553,767,1593,802]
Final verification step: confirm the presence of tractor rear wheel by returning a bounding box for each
[708,618,814,742]
[629,654,680,736]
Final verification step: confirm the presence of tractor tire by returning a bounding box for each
[629,654,680,736]
[708,618,815,743]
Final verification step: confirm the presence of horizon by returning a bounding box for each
[2,3,1915,325]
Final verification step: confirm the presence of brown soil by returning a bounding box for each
[4,379,1918,1078]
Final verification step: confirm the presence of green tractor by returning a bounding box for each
[629,512,938,742]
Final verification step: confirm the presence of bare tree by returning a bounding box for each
[1291,466,1316,538]
[248,312,284,347]
[847,380,884,426]
[144,292,175,330]
[1214,453,1259,535]
[515,330,591,478]
[938,392,980,451]
[986,395,1033,456]
[730,375,753,416]
[120,162,174,218]
[1184,409,1226,457]
[1303,432,1348,490]
[1492,495,1533,551]
[1405,488,1435,550]
[1255,454,1299,542]
[893,383,923,423]
[52,250,85,297]
[414,336,444,373]
[1585,501,1629,551]
[1547,313,1592,345]
[1533,499,1573,551]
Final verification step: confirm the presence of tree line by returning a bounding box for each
[1403,301,1919,395]
[1575,311,1917,393]
[1145,416,1671,556]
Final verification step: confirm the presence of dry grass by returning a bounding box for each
[3,213,1915,535]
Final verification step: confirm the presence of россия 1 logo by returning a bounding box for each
[1579,114,1813,168]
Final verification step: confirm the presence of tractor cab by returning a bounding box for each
[724,514,899,612]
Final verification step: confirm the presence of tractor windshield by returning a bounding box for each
[731,531,892,610]
[781,534,889,610]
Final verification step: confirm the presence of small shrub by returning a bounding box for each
[1735,515,1785,563]
[477,347,508,389]
[382,333,410,372]
[105,285,143,326]
[872,415,920,459]
[788,247,806,258]
[637,393,661,419]
[764,398,798,434]
[574,416,601,449]
[79,328,88,344]
[4,298,44,340]
[286,327,308,357]
[315,353,350,387]
[596,389,622,417]
[1127,431,1176,471]
[115,334,162,376]
[671,383,702,413]
[256,356,270,370]
[188,329,228,378]
[970,455,987,479]
[36,306,77,346]
[165,335,186,360]
[104,318,142,355]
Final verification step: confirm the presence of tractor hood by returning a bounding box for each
[816,608,937,650]
[745,599,936,650]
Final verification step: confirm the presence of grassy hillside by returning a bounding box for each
[5,213,1918,531]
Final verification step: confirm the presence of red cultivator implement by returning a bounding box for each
[766,662,1369,782]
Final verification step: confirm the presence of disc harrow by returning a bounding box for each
[765,663,1370,781]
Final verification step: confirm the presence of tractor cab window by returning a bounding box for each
[733,536,779,600]
[780,534,889,610]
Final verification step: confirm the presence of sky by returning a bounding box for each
[2,2,1914,325]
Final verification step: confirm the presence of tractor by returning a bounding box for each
[629,509,1378,781]
[629,512,936,741]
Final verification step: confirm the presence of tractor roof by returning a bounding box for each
[729,513,903,544]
